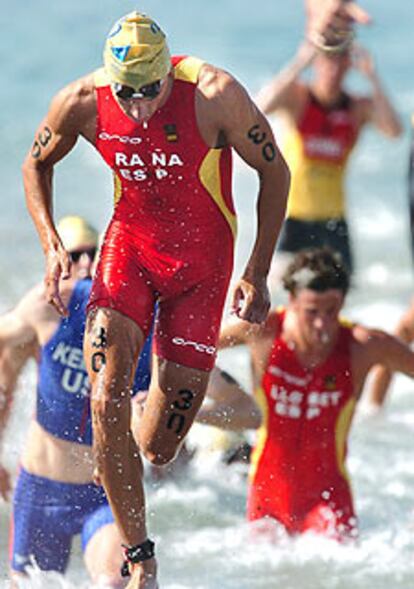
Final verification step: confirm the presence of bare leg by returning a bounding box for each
[129,356,210,586]
[137,355,210,465]
[84,523,127,588]
[84,308,156,589]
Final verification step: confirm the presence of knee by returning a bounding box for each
[91,392,131,447]
[141,444,178,466]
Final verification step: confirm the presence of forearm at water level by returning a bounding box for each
[196,403,261,431]
[197,368,262,431]
[243,158,290,283]
[367,365,393,408]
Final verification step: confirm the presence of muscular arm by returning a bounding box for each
[22,78,93,315]
[219,310,279,350]
[196,367,261,431]
[354,325,414,403]
[211,72,290,322]
[367,304,414,408]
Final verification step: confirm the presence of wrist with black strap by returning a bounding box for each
[120,538,155,577]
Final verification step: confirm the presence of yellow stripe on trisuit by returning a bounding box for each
[248,386,269,484]
[335,396,356,483]
[94,67,110,88]
[199,149,237,239]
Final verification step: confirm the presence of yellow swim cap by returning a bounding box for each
[103,12,171,91]
[57,216,99,252]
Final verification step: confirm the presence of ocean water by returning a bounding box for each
[2,0,414,587]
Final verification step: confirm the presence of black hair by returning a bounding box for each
[282,247,350,296]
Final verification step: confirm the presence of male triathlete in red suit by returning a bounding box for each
[22,11,290,589]
[220,248,414,541]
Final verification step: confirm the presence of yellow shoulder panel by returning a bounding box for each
[174,56,205,84]
[94,67,110,88]
[339,315,354,329]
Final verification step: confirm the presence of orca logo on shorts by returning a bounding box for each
[172,337,216,355]
[98,132,143,145]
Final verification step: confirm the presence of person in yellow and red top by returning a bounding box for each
[257,2,401,275]
[22,11,290,589]
[219,248,414,541]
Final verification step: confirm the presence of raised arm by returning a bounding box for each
[256,42,316,116]
[306,0,372,49]
[216,74,290,323]
[352,45,402,138]
[196,367,261,431]
[22,79,91,315]
[305,0,371,28]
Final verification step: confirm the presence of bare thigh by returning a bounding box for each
[84,307,145,393]
[84,523,126,588]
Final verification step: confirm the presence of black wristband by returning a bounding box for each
[121,538,155,577]
[124,538,155,563]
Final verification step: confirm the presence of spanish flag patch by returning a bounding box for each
[324,375,337,391]
[164,124,178,142]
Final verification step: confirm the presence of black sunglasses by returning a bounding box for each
[69,248,97,263]
[113,80,162,101]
